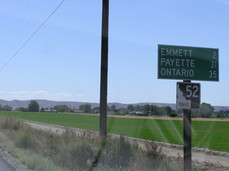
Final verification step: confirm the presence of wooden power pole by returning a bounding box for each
[99,0,109,136]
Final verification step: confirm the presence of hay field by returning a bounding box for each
[1,111,228,152]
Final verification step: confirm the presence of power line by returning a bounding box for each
[0,0,66,72]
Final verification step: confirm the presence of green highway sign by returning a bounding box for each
[158,44,219,81]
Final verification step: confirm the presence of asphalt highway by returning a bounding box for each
[0,155,15,171]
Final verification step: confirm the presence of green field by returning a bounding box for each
[1,111,229,152]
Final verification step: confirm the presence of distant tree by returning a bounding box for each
[142,104,151,115]
[79,104,91,113]
[0,105,12,111]
[16,107,28,112]
[134,105,142,111]
[216,110,229,118]
[127,105,134,112]
[54,105,69,113]
[169,112,178,117]
[198,102,214,118]
[150,105,159,115]
[69,108,74,113]
[224,110,229,118]
[28,100,40,112]
[84,104,91,113]
[157,107,167,116]
[168,109,180,117]
[79,105,84,112]
[165,106,173,115]
[40,107,45,112]
[110,105,116,111]
[92,107,100,113]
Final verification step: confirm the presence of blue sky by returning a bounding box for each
[0,0,229,106]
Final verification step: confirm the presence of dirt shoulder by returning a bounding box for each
[160,144,229,170]
[25,120,229,170]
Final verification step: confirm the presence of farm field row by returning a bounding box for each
[1,111,229,152]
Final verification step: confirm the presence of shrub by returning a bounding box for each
[100,136,133,169]
[70,143,95,169]
[15,131,31,148]
[0,117,21,130]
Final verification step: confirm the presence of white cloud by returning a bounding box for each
[31,91,49,99]
[52,92,73,100]
[8,91,30,99]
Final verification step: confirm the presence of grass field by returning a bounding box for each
[0,111,229,152]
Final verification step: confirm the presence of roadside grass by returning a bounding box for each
[10,148,61,171]
[0,116,183,171]
[1,111,229,152]
[0,117,61,171]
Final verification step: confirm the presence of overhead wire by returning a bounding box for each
[0,0,33,67]
[6,0,52,60]
[0,0,66,72]
[0,0,26,53]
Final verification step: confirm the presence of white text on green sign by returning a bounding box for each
[158,45,219,81]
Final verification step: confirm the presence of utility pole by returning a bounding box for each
[99,0,109,136]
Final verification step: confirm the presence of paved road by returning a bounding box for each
[0,155,15,171]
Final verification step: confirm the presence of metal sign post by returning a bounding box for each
[182,80,192,171]
[183,107,192,171]
[176,80,201,171]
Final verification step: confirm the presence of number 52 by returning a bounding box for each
[186,85,199,98]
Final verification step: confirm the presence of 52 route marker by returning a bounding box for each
[176,82,200,110]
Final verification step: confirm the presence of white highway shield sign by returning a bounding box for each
[176,82,200,110]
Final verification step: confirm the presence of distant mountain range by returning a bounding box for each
[0,99,228,111]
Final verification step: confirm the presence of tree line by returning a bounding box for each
[67,103,229,118]
[0,105,12,111]
[16,100,40,112]
[1,100,229,118]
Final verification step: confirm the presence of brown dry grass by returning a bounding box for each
[107,115,229,121]
[68,112,229,121]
